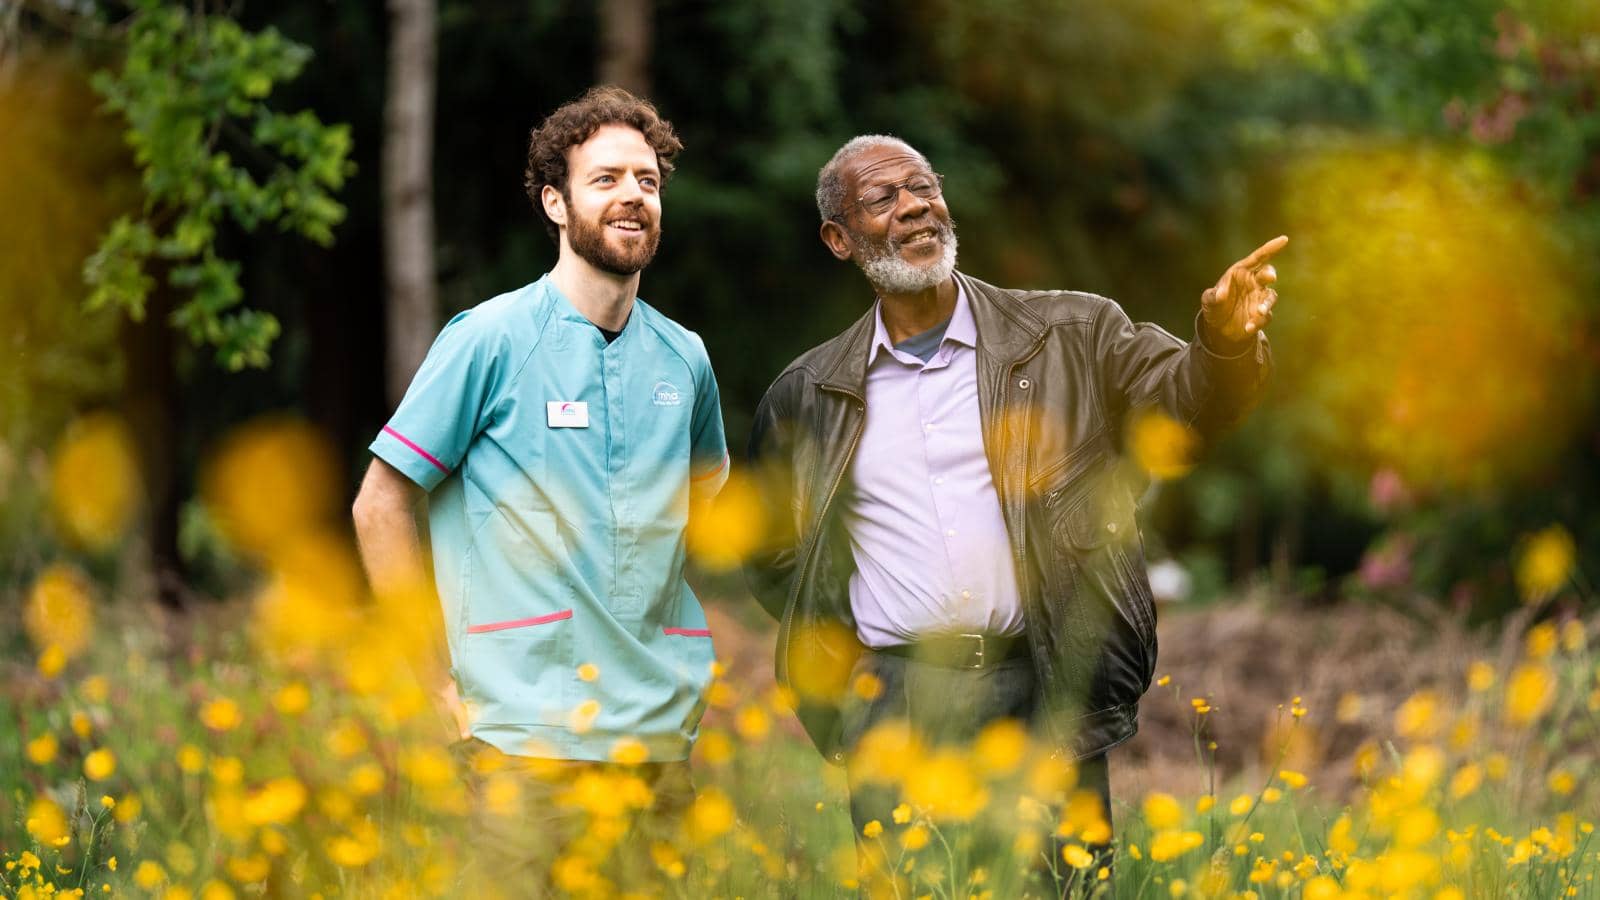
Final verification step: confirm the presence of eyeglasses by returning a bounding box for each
[835,172,945,219]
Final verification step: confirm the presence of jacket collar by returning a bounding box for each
[814,270,1047,394]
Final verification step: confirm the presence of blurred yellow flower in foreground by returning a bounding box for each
[24,563,94,660]
[83,747,116,780]
[49,413,141,551]
[200,698,243,732]
[1143,792,1183,830]
[25,796,68,844]
[202,417,340,559]
[904,750,987,822]
[1279,144,1587,491]
[686,470,764,571]
[1061,844,1095,869]
[1148,829,1204,862]
[687,787,736,843]
[1129,410,1199,481]
[1504,663,1557,726]
[242,777,307,826]
[972,718,1028,775]
[25,733,58,765]
[1516,525,1575,603]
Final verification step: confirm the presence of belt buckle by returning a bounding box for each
[960,632,985,669]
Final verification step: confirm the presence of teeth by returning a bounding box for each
[610,221,642,231]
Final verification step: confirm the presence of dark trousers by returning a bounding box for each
[450,738,695,897]
[840,649,1114,899]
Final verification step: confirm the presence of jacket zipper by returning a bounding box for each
[775,387,866,687]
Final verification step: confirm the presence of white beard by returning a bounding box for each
[856,222,959,295]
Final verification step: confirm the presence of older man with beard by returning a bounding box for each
[352,87,728,883]
[746,134,1283,894]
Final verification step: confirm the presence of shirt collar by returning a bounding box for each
[867,278,975,365]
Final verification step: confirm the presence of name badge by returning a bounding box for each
[546,401,589,428]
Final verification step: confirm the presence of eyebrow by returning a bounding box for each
[585,164,661,178]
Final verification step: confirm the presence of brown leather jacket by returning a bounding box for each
[745,271,1271,762]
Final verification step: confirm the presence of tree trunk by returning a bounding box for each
[382,0,437,406]
[598,0,652,97]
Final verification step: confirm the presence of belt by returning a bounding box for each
[877,633,1029,669]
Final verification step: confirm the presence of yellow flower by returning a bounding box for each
[1129,410,1200,480]
[177,744,205,773]
[326,821,382,868]
[1195,794,1216,813]
[696,729,733,766]
[1504,664,1557,726]
[892,803,912,824]
[25,733,58,765]
[608,737,650,765]
[83,747,116,780]
[37,645,67,678]
[1526,622,1558,659]
[1395,690,1441,738]
[114,792,141,823]
[862,819,884,839]
[1304,876,1341,900]
[202,417,340,558]
[1449,764,1483,799]
[972,718,1029,775]
[1467,660,1495,692]
[685,467,767,570]
[347,763,385,797]
[1485,752,1510,781]
[1547,769,1577,796]
[25,796,69,844]
[49,413,141,550]
[569,699,601,734]
[1229,793,1254,816]
[1561,619,1586,652]
[1148,829,1205,862]
[272,682,311,716]
[1156,674,1171,686]
[735,704,771,742]
[81,675,109,704]
[1515,525,1575,603]
[1143,792,1183,830]
[99,794,114,809]
[687,787,736,843]
[24,564,94,660]
[133,860,167,889]
[1278,769,1308,789]
[904,750,988,821]
[200,698,243,732]
[242,777,307,826]
[1061,844,1095,869]
[576,662,600,682]
[226,854,270,883]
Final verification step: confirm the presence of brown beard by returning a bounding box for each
[565,201,661,276]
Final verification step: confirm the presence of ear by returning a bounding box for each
[541,184,567,229]
[819,219,854,261]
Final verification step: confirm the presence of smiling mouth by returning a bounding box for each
[897,228,940,248]
[608,219,647,234]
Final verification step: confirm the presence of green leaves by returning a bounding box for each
[84,0,351,370]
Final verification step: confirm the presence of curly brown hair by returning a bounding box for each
[524,85,683,243]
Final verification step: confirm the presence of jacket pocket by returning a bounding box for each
[1038,448,1156,696]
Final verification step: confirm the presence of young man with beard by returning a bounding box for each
[745,135,1284,893]
[352,87,728,881]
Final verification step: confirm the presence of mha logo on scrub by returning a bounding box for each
[651,381,683,407]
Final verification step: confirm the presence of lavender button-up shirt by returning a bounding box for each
[842,284,1025,648]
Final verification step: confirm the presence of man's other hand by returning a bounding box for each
[1202,234,1288,345]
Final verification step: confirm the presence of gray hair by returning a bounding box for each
[815,134,928,222]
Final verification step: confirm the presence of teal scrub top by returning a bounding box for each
[370,275,730,761]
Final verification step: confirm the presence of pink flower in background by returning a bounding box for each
[1359,534,1415,591]
[1368,468,1411,515]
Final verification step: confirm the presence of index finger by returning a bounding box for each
[1236,234,1289,270]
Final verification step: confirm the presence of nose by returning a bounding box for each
[892,184,931,217]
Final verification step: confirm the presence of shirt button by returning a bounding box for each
[961,590,972,599]
[934,477,945,485]
[946,529,956,537]
[1106,522,1119,534]
[1018,378,1031,389]
[924,422,937,431]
